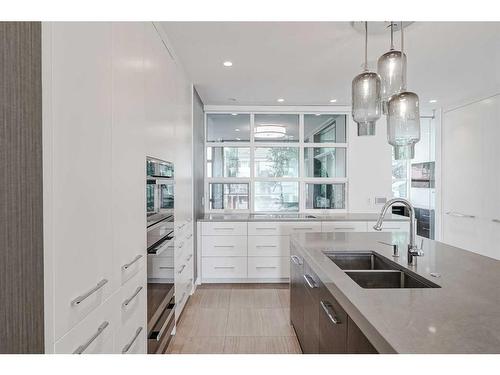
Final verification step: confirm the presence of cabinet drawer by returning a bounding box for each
[322,221,367,232]
[120,251,146,285]
[367,221,410,232]
[202,221,247,236]
[248,222,282,235]
[55,294,116,354]
[248,257,290,279]
[248,235,290,257]
[148,256,174,280]
[280,222,322,235]
[202,257,247,279]
[117,271,147,354]
[202,235,247,257]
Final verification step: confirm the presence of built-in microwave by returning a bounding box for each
[146,157,174,220]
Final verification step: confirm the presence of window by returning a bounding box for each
[209,183,249,210]
[304,114,346,143]
[304,147,346,178]
[254,181,299,212]
[206,147,250,178]
[254,147,299,178]
[207,114,250,142]
[205,112,348,212]
[305,183,346,209]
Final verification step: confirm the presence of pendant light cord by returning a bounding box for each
[364,21,368,71]
[390,21,394,50]
[401,21,406,90]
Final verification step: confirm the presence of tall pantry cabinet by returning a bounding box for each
[42,22,194,354]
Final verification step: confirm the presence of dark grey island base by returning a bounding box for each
[290,232,500,354]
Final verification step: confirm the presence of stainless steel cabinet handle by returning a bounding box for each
[122,286,143,307]
[177,264,186,274]
[446,211,476,219]
[320,301,340,324]
[71,279,108,306]
[256,245,277,248]
[303,274,317,289]
[256,227,277,230]
[214,245,234,248]
[73,321,109,354]
[335,227,355,230]
[294,227,313,230]
[186,234,193,239]
[122,254,143,270]
[256,266,277,269]
[121,327,143,354]
[214,266,235,269]
[178,291,187,305]
[492,219,500,223]
[214,227,234,230]
[186,254,193,262]
[159,266,174,270]
[290,255,303,265]
[177,241,184,248]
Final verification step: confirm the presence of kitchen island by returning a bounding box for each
[290,231,500,354]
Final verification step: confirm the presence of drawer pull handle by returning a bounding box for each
[73,321,109,354]
[177,241,184,248]
[303,274,317,289]
[320,301,340,325]
[121,327,143,354]
[178,291,187,305]
[71,279,108,306]
[293,227,313,230]
[492,219,500,223]
[178,264,186,274]
[159,266,174,270]
[122,286,143,307]
[256,245,277,248]
[290,255,303,265]
[214,266,235,269]
[214,227,234,230]
[214,245,235,248]
[256,266,277,269]
[122,254,143,270]
[186,254,193,262]
[186,234,193,239]
[445,211,475,219]
[256,227,277,230]
[334,227,355,230]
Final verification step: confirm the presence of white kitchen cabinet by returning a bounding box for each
[202,221,248,236]
[202,236,248,257]
[202,257,248,280]
[49,22,115,341]
[248,236,290,257]
[248,257,290,279]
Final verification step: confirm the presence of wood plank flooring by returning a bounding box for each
[166,284,302,354]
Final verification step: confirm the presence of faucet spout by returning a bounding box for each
[373,198,423,266]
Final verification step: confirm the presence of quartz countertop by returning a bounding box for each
[290,232,500,353]
[198,213,408,222]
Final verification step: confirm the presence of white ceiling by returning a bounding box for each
[161,22,500,110]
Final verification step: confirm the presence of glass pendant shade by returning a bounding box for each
[386,91,421,160]
[377,50,407,107]
[352,71,382,136]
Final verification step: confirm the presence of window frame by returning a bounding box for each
[204,109,350,214]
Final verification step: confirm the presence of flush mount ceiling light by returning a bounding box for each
[223,61,233,67]
[386,22,421,160]
[377,21,407,113]
[351,22,382,136]
[329,99,337,103]
[429,99,437,103]
[254,124,286,139]
[277,98,285,103]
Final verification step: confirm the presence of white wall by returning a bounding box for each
[347,116,393,213]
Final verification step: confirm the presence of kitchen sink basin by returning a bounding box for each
[325,251,441,289]
[345,271,440,289]
[326,251,397,270]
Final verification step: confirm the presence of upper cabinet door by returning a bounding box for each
[50,23,114,340]
[111,23,147,284]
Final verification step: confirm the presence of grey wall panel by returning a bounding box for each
[0,22,44,353]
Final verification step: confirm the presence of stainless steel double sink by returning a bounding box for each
[325,251,440,289]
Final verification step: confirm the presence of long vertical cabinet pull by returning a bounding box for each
[303,274,317,289]
[73,321,109,354]
[290,255,303,265]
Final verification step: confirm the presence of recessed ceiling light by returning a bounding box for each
[315,114,321,116]
[231,113,238,116]
[223,61,233,67]
[228,98,237,102]
[429,99,437,103]
[234,128,240,132]
[329,99,337,103]
[235,137,241,141]
[277,98,285,103]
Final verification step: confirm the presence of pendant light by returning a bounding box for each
[377,22,407,113]
[386,22,421,160]
[352,22,382,136]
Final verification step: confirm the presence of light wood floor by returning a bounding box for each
[166,284,302,354]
